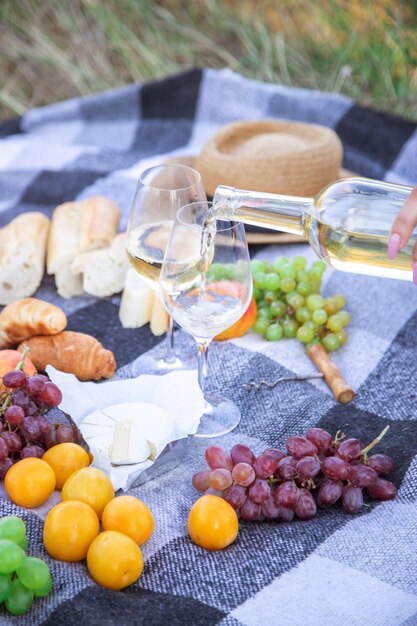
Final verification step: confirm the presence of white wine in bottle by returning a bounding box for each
[214,177,415,281]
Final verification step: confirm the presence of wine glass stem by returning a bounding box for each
[163,315,177,364]
[197,340,210,395]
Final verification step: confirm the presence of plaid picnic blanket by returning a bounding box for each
[1,68,417,626]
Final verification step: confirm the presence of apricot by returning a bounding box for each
[188,495,239,550]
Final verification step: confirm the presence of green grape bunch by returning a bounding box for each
[0,515,52,616]
[251,255,350,352]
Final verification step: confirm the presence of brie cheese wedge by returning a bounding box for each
[109,416,151,465]
[84,431,114,451]
[79,422,113,440]
[105,402,176,461]
[79,401,177,470]
[79,410,115,460]
[80,410,116,427]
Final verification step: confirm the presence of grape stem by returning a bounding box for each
[0,392,11,414]
[302,478,317,490]
[361,425,390,462]
[333,430,346,445]
[15,346,30,372]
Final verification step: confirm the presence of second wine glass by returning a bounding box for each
[159,201,252,437]
[126,164,206,370]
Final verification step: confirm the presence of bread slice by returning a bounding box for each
[47,196,120,298]
[0,212,50,305]
[71,233,129,298]
[54,264,84,300]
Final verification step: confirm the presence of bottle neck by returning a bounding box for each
[213,186,313,238]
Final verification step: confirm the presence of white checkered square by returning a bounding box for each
[317,500,417,596]
[231,554,417,626]
[195,68,276,124]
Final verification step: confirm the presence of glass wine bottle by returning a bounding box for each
[213,177,415,281]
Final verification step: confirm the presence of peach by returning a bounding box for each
[0,349,37,382]
[215,298,257,341]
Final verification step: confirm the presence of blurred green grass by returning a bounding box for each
[1,0,416,120]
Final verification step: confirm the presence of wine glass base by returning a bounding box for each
[194,393,241,438]
[155,353,196,372]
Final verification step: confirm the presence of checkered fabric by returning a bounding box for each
[0,68,417,626]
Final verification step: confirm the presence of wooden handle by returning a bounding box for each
[307,343,355,404]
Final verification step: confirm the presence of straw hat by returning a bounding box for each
[194,119,344,197]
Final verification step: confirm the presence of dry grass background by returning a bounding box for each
[0,0,416,121]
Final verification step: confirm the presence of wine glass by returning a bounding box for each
[126,164,206,370]
[159,201,252,437]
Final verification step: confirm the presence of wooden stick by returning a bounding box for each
[307,343,355,404]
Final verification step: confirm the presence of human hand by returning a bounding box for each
[388,187,417,284]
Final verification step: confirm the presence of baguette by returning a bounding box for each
[46,202,83,298]
[77,196,120,252]
[0,297,67,348]
[71,233,129,297]
[118,268,167,335]
[18,331,117,381]
[0,212,50,305]
[47,196,120,298]
[119,268,154,328]
[150,295,168,336]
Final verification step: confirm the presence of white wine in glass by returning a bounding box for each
[160,201,252,437]
[126,164,206,370]
[126,220,174,287]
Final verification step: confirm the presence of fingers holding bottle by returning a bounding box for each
[413,240,417,285]
[388,187,417,265]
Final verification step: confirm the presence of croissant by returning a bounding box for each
[18,331,117,381]
[0,298,67,349]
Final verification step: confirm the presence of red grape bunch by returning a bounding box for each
[0,365,75,478]
[192,427,397,522]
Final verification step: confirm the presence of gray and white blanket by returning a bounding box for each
[1,68,417,626]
